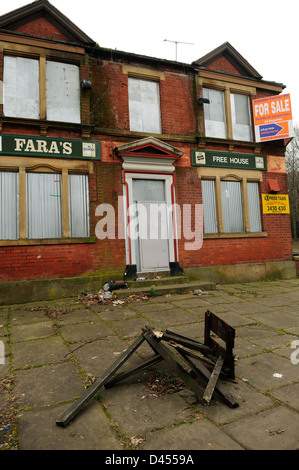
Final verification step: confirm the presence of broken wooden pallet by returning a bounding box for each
[56,311,238,427]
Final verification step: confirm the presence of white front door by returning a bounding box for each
[133,179,170,272]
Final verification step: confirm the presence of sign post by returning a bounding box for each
[253,93,293,143]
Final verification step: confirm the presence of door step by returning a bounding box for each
[116,279,216,298]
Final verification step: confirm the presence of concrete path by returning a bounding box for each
[1,279,298,451]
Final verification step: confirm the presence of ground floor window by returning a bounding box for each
[202,177,262,235]
[0,169,90,241]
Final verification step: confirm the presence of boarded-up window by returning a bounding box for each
[0,171,19,240]
[26,173,62,239]
[231,93,252,141]
[46,61,81,123]
[203,88,226,139]
[69,174,90,237]
[128,78,161,133]
[3,56,39,119]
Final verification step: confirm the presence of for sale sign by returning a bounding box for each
[253,93,294,143]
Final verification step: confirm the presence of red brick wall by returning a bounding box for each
[15,17,71,41]
[175,166,293,269]
[89,59,196,135]
[0,244,97,282]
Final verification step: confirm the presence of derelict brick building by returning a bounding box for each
[0,0,296,302]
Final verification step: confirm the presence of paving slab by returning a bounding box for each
[140,418,243,450]
[248,310,299,330]
[14,363,84,408]
[12,336,69,369]
[222,406,299,450]
[10,321,54,343]
[59,320,115,343]
[101,380,193,436]
[185,377,275,425]
[268,382,299,411]
[235,352,298,390]
[18,402,123,450]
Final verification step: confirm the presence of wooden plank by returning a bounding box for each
[56,334,145,427]
[143,329,204,402]
[180,351,239,408]
[105,355,162,389]
[202,356,224,406]
[162,332,213,355]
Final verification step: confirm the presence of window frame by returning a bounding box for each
[200,78,256,142]
[199,167,266,238]
[2,44,84,124]
[0,156,94,246]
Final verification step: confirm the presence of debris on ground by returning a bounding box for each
[0,376,18,450]
[79,291,150,306]
[102,280,128,292]
[193,289,208,296]
[27,305,73,319]
[144,369,185,396]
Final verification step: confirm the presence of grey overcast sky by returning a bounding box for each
[1,0,298,129]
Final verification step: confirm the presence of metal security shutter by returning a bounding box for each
[201,180,218,233]
[26,173,62,239]
[69,174,90,238]
[0,172,19,240]
[221,181,244,233]
[247,182,262,232]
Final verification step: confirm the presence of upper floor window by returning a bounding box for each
[128,77,161,133]
[203,87,252,142]
[3,56,81,123]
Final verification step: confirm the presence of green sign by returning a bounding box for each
[0,134,101,160]
[191,150,266,171]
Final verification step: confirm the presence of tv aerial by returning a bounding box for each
[164,39,194,61]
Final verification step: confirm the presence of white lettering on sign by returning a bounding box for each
[213,155,228,163]
[229,157,249,165]
[14,138,73,155]
[254,98,291,118]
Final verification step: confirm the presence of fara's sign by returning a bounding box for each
[0,135,101,160]
[262,194,290,214]
[192,150,266,170]
[253,94,294,143]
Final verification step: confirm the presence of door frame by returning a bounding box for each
[123,170,179,272]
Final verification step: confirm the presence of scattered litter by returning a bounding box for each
[112,300,125,305]
[130,436,145,446]
[103,280,128,292]
[273,373,283,378]
[265,428,286,436]
[136,277,146,281]
[194,289,208,296]
[27,305,73,319]
[80,291,150,306]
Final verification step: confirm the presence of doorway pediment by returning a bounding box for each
[115,137,184,160]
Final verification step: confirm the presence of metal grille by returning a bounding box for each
[0,171,19,240]
[202,180,218,233]
[221,181,244,233]
[26,173,62,239]
[69,174,90,238]
[247,182,262,232]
